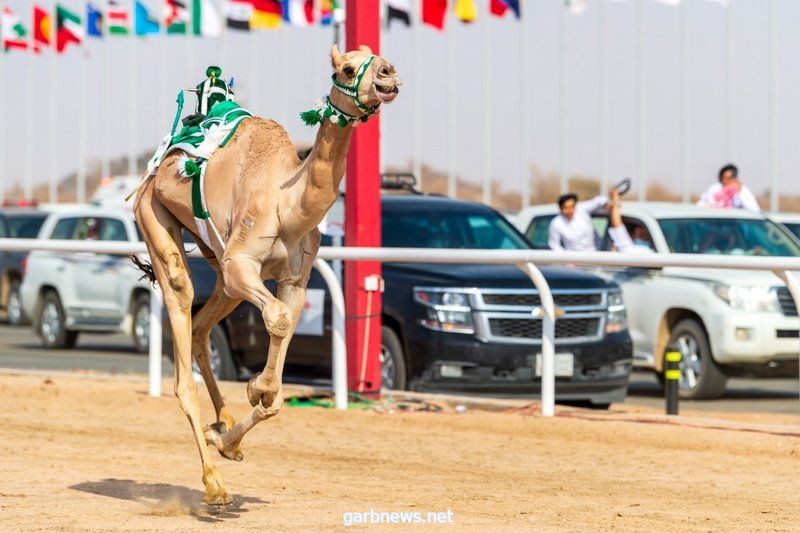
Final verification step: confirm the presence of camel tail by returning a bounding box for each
[130,255,157,286]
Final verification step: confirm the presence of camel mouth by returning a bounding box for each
[375,83,399,103]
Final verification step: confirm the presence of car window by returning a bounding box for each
[98,218,129,241]
[50,217,80,240]
[659,218,800,256]
[782,222,800,241]
[525,215,555,248]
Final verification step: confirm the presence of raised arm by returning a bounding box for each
[577,195,609,214]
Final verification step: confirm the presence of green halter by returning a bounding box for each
[330,55,381,117]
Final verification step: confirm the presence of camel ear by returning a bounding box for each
[331,44,345,71]
[359,45,373,55]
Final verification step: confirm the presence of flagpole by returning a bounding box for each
[128,29,138,177]
[768,0,778,212]
[100,41,111,183]
[412,1,422,187]
[725,0,734,161]
[680,0,689,203]
[25,52,35,200]
[50,24,59,203]
[520,1,530,208]
[635,0,645,201]
[598,0,608,197]
[482,7,492,205]
[558,1,567,195]
[447,15,456,199]
[77,49,88,203]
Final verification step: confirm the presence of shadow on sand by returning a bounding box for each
[70,479,267,523]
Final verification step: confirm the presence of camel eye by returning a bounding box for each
[343,66,355,77]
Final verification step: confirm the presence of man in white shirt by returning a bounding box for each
[698,164,761,213]
[548,193,609,251]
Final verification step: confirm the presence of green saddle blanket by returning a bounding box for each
[169,100,252,150]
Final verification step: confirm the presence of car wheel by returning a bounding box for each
[38,290,78,349]
[6,280,25,326]
[192,324,238,382]
[380,326,407,391]
[132,292,150,354]
[666,319,727,400]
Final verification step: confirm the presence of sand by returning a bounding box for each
[0,372,798,532]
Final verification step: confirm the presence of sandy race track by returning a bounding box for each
[0,372,798,531]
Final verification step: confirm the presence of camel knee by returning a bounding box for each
[264,299,291,338]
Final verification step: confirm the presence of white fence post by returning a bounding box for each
[314,258,348,411]
[519,262,556,417]
[148,282,163,398]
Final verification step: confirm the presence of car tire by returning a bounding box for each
[132,292,150,354]
[6,279,25,326]
[665,319,727,400]
[37,290,78,349]
[380,326,407,391]
[191,324,238,382]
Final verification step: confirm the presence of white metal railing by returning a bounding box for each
[1,238,799,416]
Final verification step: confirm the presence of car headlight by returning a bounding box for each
[414,288,474,334]
[712,284,780,313]
[606,290,627,333]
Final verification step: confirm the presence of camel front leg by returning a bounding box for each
[213,282,307,456]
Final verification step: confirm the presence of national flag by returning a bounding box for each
[135,0,160,35]
[251,0,283,29]
[1,6,29,51]
[491,0,519,18]
[87,2,103,37]
[332,0,344,24]
[282,0,313,27]
[56,4,84,54]
[33,5,52,52]
[224,0,253,30]
[320,0,333,25]
[454,0,477,23]
[164,0,190,33]
[386,0,411,28]
[422,0,447,30]
[564,0,587,15]
[192,0,222,36]
[106,0,131,35]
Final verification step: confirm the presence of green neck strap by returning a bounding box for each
[330,55,380,117]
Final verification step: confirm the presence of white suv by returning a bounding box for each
[19,207,152,351]
[514,202,800,399]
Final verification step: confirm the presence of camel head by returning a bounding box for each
[329,44,401,121]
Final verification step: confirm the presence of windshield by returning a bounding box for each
[6,214,47,238]
[780,222,800,242]
[659,218,800,256]
[383,208,530,249]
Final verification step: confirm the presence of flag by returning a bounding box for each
[224,0,253,30]
[564,0,587,15]
[135,0,160,35]
[164,0,190,33]
[454,0,477,23]
[251,0,283,29]
[320,0,333,25]
[1,7,29,51]
[282,0,313,27]
[193,0,222,36]
[56,4,84,53]
[491,0,519,18]
[386,0,411,27]
[107,0,131,35]
[332,0,344,23]
[33,5,52,52]
[87,2,103,37]
[422,0,447,30]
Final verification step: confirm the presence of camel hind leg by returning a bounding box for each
[133,181,231,506]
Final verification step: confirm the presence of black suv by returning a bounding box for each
[178,188,633,406]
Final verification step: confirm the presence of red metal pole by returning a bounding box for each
[344,0,382,394]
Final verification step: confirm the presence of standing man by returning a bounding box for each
[548,193,609,251]
[698,164,761,213]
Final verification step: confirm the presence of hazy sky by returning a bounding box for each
[2,0,800,203]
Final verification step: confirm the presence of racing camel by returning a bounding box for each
[133,45,401,504]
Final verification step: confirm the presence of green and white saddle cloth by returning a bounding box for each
[147,98,252,255]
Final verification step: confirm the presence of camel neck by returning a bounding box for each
[304,119,354,196]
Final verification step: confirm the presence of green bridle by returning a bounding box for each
[331,55,381,118]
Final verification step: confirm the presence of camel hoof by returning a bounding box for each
[246,373,262,407]
[202,469,231,506]
[204,422,245,462]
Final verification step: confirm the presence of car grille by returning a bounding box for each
[481,292,603,308]
[777,287,798,316]
[488,318,601,340]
